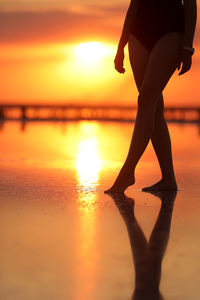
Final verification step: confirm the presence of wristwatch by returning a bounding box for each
[181,45,195,55]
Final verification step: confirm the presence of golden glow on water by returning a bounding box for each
[1,122,200,299]
[76,192,99,299]
[75,123,100,299]
[76,139,101,188]
[75,123,102,189]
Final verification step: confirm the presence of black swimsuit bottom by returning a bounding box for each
[130,0,185,51]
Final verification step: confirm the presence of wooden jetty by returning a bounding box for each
[0,104,200,123]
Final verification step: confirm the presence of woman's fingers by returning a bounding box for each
[177,57,181,70]
[179,63,191,75]
[114,60,125,73]
[114,50,125,74]
[178,58,192,75]
[115,64,125,73]
[178,51,192,76]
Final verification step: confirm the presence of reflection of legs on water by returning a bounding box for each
[104,33,182,194]
[147,191,177,292]
[107,191,177,300]
[111,194,148,275]
[149,191,176,258]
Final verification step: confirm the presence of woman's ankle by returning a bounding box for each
[161,175,176,182]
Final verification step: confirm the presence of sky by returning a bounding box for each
[0,0,200,106]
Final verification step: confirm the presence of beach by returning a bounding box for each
[1,121,200,300]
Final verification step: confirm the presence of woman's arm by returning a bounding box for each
[117,0,138,51]
[114,0,138,73]
[182,0,197,47]
[178,0,197,75]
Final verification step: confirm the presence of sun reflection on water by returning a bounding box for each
[75,123,102,191]
[76,139,101,189]
[75,122,101,298]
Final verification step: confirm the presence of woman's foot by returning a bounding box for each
[142,178,177,192]
[109,193,135,220]
[104,165,135,194]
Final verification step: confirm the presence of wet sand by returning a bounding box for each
[1,121,200,300]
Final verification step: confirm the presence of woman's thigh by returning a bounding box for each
[128,34,164,115]
[140,32,183,101]
[128,34,150,92]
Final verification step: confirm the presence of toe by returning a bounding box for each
[142,185,157,192]
[104,187,124,194]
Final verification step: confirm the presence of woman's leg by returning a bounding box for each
[129,35,177,190]
[143,95,177,191]
[105,35,149,194]
[105,32,182,193]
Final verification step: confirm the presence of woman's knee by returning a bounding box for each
[137,90,160,111]
[155,94,165,117]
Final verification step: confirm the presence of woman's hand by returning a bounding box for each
[177,50,192,75]
[114,49,125,74]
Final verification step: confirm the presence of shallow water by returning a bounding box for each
[1,121,200,300]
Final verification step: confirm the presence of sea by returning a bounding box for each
[1,120,200,300]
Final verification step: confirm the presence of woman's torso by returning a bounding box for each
[130,0,184,50]
[136,0,184,17]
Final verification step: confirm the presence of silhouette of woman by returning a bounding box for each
[105,0,197,193]
[108,191,177,300]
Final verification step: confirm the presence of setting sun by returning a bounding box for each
[75,42,110,65]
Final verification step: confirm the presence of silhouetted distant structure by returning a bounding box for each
[0,104,200,123]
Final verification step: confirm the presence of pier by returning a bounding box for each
[0,104,200,123]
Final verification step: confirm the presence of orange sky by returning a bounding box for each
[0,0,200,106]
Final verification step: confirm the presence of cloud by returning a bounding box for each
[1,2,199,46]
[0,4,126,44]
[0,1,125,12]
